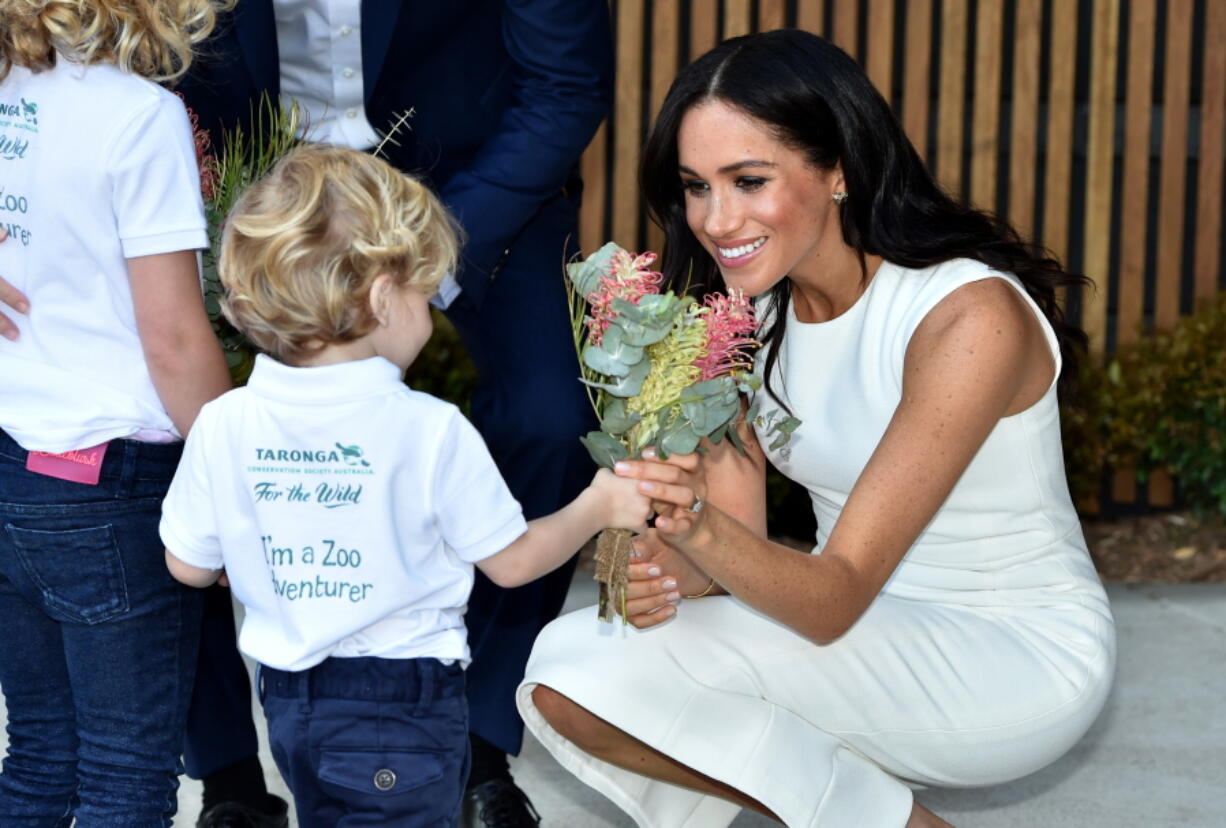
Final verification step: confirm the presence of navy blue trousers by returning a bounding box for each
[259,658,468,828]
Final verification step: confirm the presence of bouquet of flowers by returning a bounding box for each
[566,243,799,620]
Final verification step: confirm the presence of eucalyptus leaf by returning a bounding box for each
[736,373,763,392]
[744,401,760,422]
[581,358,651,397]
[566,259,603,297]
[583,343,631,377]
[777,416,802,434]
[579,431,629,469]
[727,423,746,454]
[582,327,647,375]
[567,241,623,297]
[600,398,642,434]
[681,394,740,437]
[660,422,702,456]
[610,296,680,346]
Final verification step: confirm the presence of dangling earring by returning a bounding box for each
[832,191,848,205]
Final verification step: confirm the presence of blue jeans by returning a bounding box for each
[0,430,202,827]
[259,657,469,828]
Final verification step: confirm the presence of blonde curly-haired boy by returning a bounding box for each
[161,145,653,827]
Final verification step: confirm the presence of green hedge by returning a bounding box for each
[1062,292,1226,516]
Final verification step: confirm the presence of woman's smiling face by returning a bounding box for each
[677,100,845,297]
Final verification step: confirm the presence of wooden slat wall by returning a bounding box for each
[578,0,1225,512]
[1082,0,1120,356]
[1196,0,1226,308]
[1041,1,1078,268]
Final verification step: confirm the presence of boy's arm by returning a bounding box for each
[476,469,652,588]
[165,548,223,588]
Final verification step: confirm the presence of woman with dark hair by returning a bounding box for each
[517,29,1114,827]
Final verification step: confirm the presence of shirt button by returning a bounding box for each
[339,25,353,36]
[342,67,355,79]
[373,768,396,791]
[346,109,358,119]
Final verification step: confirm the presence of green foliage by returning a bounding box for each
[1062,293,1226,515]
[404,311,477,413]
[201,96,305,385]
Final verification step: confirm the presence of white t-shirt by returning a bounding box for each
[0,58,208,452]
[160,355,529,671]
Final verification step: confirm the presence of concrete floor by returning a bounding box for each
[3,581,1224,826]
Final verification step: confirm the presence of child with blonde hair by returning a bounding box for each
[160,144,654,827]
[0,0,233,824]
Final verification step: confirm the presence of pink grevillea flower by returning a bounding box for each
[586,249,664,345]
[182,100,219,202]
[694,289,758,380]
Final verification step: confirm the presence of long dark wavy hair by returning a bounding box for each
[641,29,1089,404]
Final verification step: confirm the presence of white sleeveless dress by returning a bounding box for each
[516,259,1115,827]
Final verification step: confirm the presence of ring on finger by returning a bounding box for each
[687,496,704,514]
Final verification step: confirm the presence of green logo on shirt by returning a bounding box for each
[253,443,371,468]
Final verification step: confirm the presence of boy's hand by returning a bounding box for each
[587,467,653,533]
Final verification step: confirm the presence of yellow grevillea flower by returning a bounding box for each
[626,303,708,452]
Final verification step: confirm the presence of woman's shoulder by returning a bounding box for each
[878,257,1020,326]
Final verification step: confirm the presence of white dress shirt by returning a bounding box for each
[272,0,463,308]
[273,0,381,149]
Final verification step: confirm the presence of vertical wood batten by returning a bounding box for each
[758,0,787,32]
[1041,1,1078,267]
[646,0,682,254]
[1146,0,1195,512]
[971,0,1005,211]
[796,0,827,35]
[901,0,933,162]
[579,121,609,255]
[1194,0,1226,305]
[866,0,895,105]
[689,0,719,59]
[612,0,645,248]
[1082,0,1121,355]
[724,0,752,38]
[1006,0,1041,241]
[937,0,968,197]
[832,0,860,59]
[1117,0,1157,348]
[1153,0,1194,332]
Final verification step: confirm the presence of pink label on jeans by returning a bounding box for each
[25,443,109,485]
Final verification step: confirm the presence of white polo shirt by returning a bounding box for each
[0,58,208,452]
[160,355,528,671]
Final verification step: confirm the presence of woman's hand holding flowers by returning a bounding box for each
[616,448,711,542]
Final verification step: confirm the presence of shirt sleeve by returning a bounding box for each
[107,92,209,259]
[432,411,527,562]
[160,405,224,570]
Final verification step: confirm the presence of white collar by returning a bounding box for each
[246,354,404,404]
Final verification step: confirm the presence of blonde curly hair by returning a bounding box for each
[0,0,232,82]
[219,144,462,364]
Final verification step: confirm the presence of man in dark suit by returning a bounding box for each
[177,3,612,826]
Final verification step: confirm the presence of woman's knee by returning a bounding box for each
[531,685,617,755]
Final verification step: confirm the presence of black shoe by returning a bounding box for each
[463,777,541,827]
[197,793,290,828]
